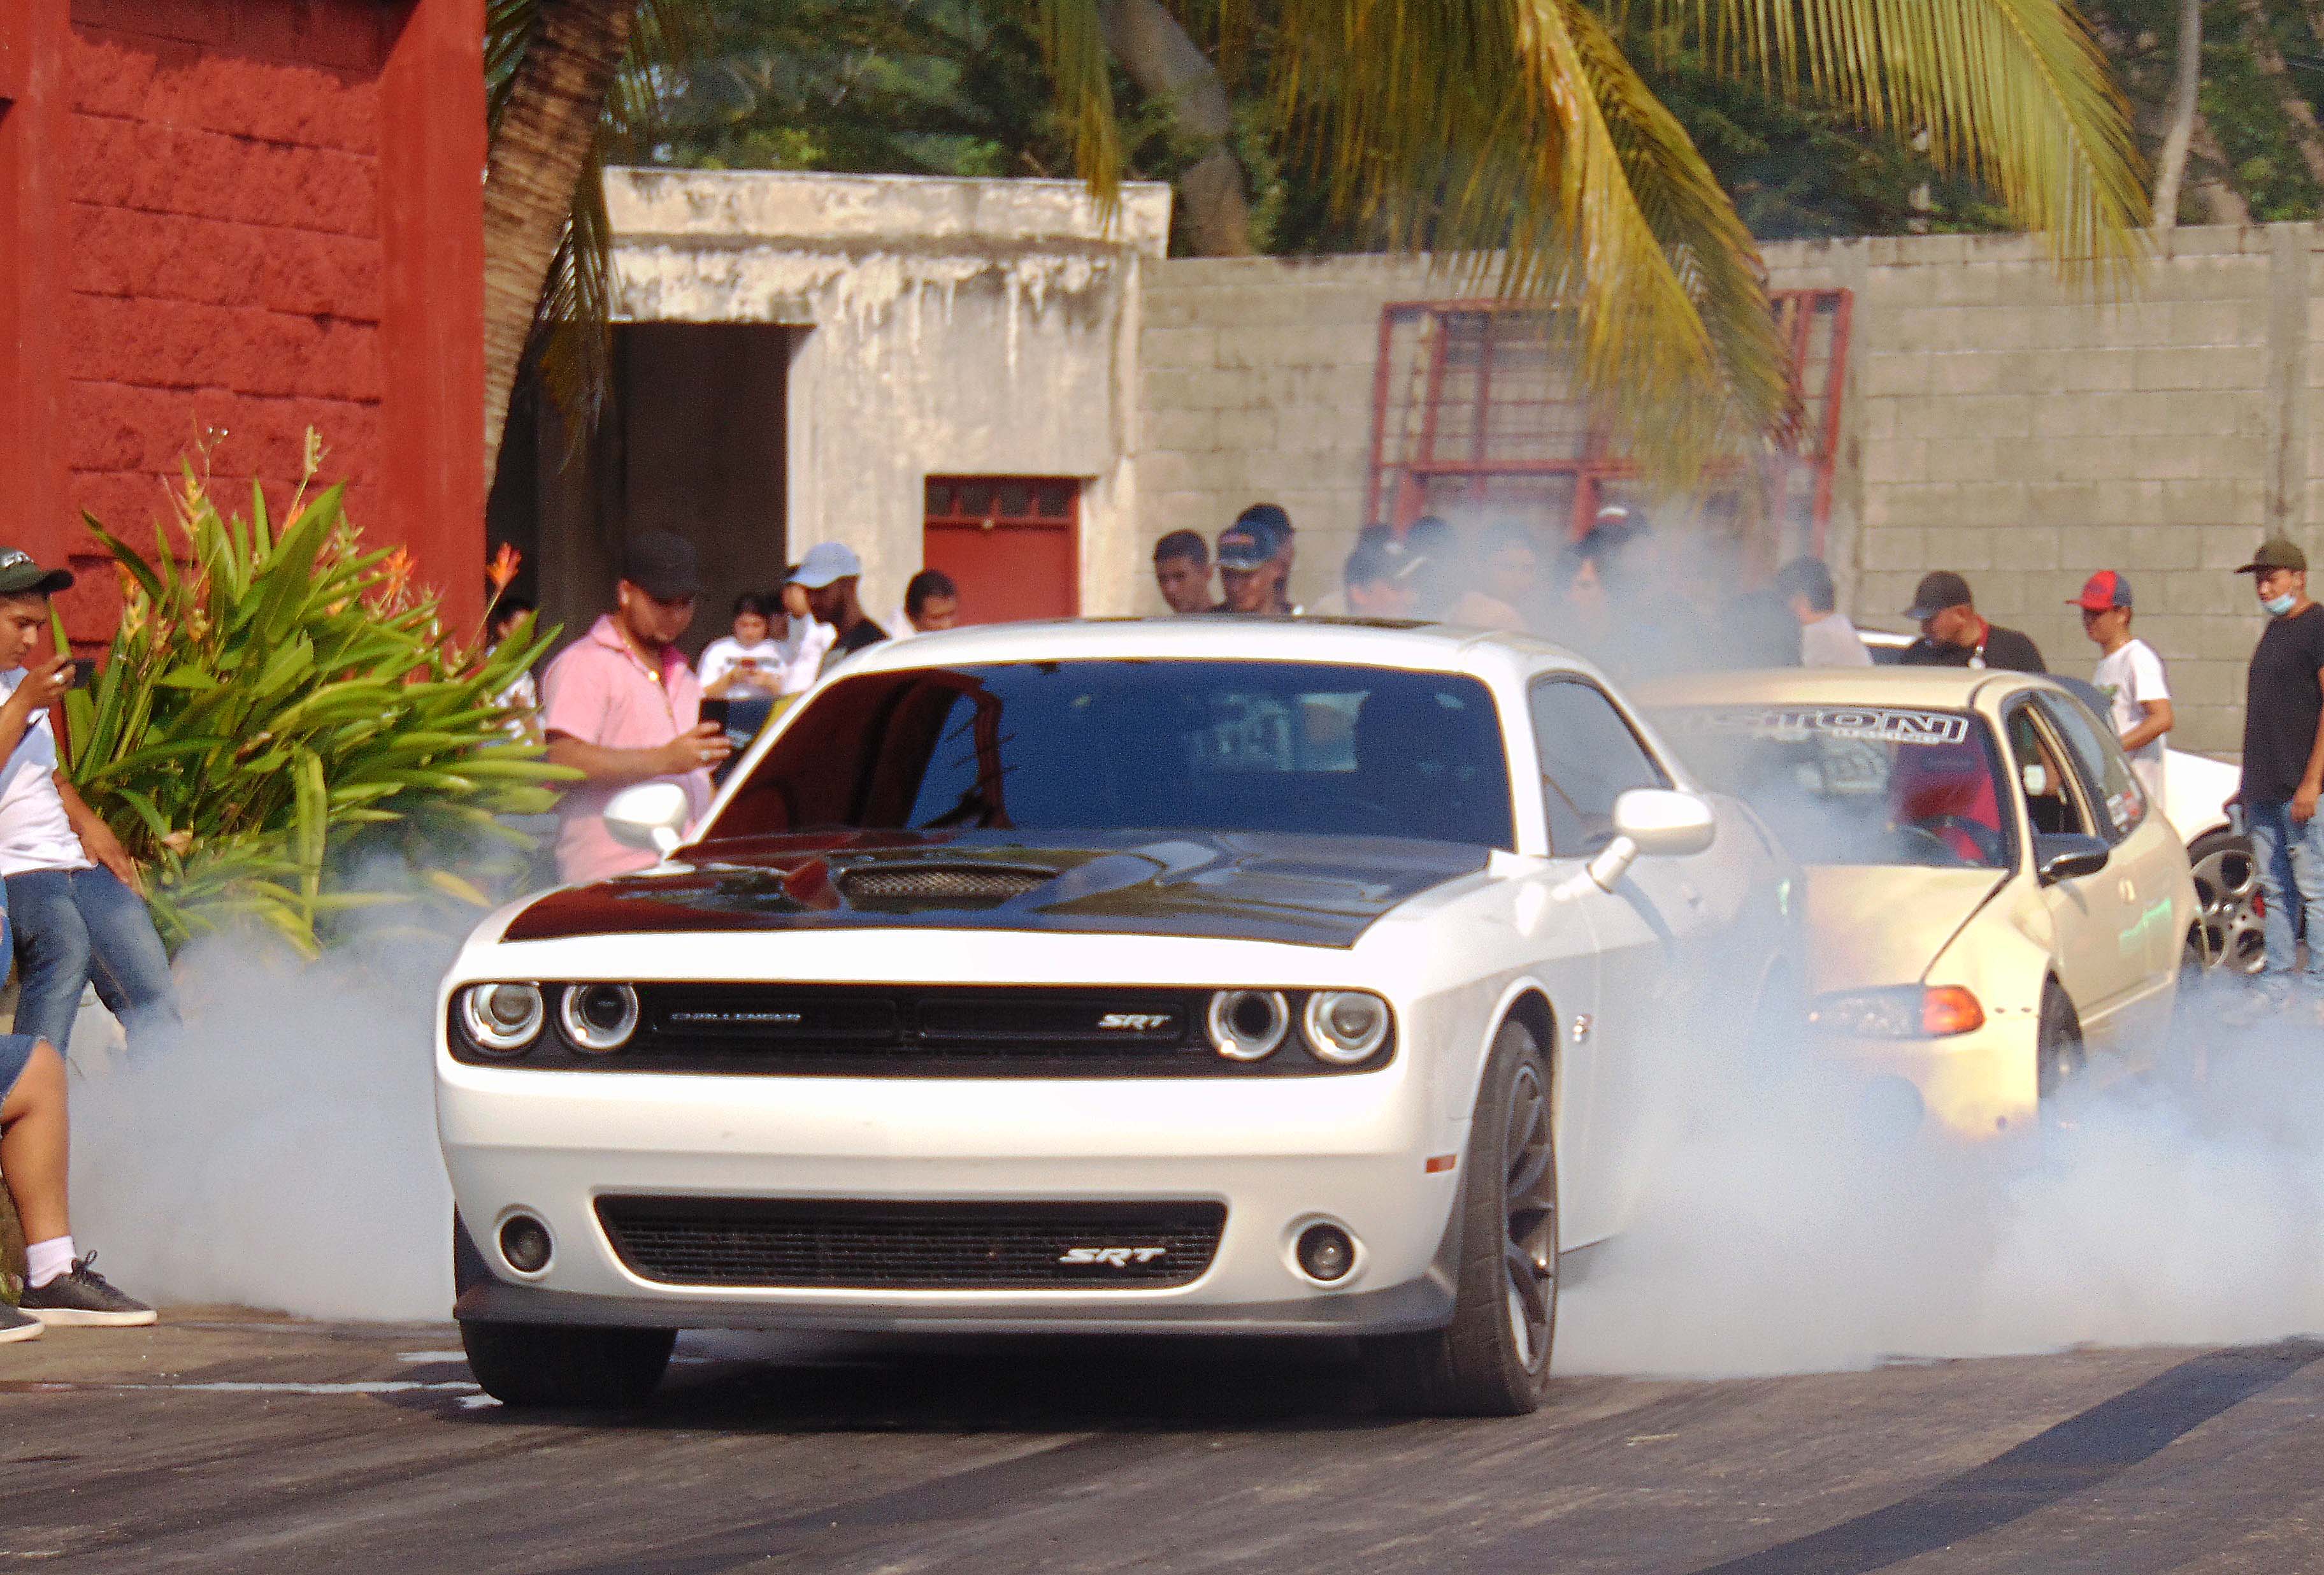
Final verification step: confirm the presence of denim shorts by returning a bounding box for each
[0,1032,33,1104]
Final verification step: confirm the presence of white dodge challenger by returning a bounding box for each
[436,619,1797,1414]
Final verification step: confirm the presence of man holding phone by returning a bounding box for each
[0,549,178,1057]
[540,533,730,883]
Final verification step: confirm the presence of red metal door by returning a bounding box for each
[922,477,1080,624]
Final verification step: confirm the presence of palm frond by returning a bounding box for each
[1642,0,2151,266]
[1028,0,1124,201]
[1259,0,1792,464]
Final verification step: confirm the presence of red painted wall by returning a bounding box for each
[0,0,482,652]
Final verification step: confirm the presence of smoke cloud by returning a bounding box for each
[1560,984,2324,1376]
[61,919,457,1323]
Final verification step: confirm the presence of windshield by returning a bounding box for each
[1651,704,2014,870]
[705,660,1515,849]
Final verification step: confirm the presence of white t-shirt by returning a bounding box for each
[0,668,90,876]
[775,617,835,694]
[1800,612,1874,668]
[697,636,786,693]
[2093,637,2169,802]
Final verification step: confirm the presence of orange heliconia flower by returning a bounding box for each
[487,542,522,593]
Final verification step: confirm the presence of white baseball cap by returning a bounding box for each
[787,542,863,589]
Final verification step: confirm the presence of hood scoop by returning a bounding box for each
[836,863,1052,910]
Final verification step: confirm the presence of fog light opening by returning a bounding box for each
[1295,1223,1356,1284]
[498,1213,554,1276]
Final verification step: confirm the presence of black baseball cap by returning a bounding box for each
[620,531,702,601]
[0,549,74,598]
[1217,522,1272,572]
[1344,535,1420,591]
[1904,570,1974,621]
[2236,538,2308,574]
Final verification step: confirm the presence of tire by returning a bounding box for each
[2188,830,2264,977]
[1364,1019,1558,1417]
[2036,981,2085,1112]
[460,1320,675,1409]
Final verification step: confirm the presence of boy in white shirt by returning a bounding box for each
[2072,570,2172,805]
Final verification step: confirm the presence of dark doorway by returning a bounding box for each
[496,323,798,665]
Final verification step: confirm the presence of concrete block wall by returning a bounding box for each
[1136,226,2324,756]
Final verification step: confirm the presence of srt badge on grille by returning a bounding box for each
[1058,1246,1169,1266]
[1096,1013,1171,1032]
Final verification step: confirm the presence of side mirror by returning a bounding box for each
[2035,831,2110,886]
[1613,788,1718,858]
[604,780,692,859]
[1570,789,1718,895]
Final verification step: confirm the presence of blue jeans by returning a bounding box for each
[6,867,177,1054]
[2246,800,2324,978]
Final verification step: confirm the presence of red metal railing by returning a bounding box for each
[1365,289,1853,561]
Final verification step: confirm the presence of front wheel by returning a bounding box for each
[461,1320,675,1409]
[1364,1019,1558,1416]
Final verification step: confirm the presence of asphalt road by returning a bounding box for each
[6,1312,2324,1574]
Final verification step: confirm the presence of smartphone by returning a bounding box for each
[698,698,731,731]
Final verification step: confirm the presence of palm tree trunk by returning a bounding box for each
[2152,0,2201,228]
[482,0,635,484]
[1096,0,1252,255]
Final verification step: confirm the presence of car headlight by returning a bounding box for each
[1808,985,1985,1039]
[1303,990,1391,1063]
[1207,989,1289,1061]
[557,983,641,1053]
[459,982,545,1054]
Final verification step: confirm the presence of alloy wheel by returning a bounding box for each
[1501,1063,1557,1370]
[2191,839,2265,975]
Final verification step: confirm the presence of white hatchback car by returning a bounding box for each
[437,619,1797,1415]
[1640,666,2201,1137]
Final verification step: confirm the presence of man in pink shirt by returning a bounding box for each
[540,533,732,884]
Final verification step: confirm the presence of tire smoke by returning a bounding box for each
[1559,979,2324,1376]
[60,924,458,1322]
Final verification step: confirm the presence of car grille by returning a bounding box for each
[595,1197,1226,1290]
[446,984,1393,1076]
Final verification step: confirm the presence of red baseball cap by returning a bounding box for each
[2069,570,2133,611]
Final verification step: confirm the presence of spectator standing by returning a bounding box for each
[2232,538,2324,1010]
[0,552,180,1060]
[1776,557,1873,668]
[1235,504,1300,614]
[1343,533,1421,618]
[2072,570,2172,805]
[793,542,889,676]
[699,592,784,696]
[773,576,834,694]
[1405,515,1523,630]
[1898,572,2045,672]
[904,569,959,633]
[1480,523,1556,632]
[1152,531,1216,614]
[540,533,729,884]
[0,1030,154,1337]
[1214,517,1288,614]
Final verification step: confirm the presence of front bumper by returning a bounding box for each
[438,1055,1465,1336]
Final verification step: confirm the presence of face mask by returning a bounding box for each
[2266,593,2299,617]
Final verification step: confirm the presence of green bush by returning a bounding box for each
[64,447,570,956]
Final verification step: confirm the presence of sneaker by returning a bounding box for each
[0,1304,43,1344]
[18,1256,154,1327]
